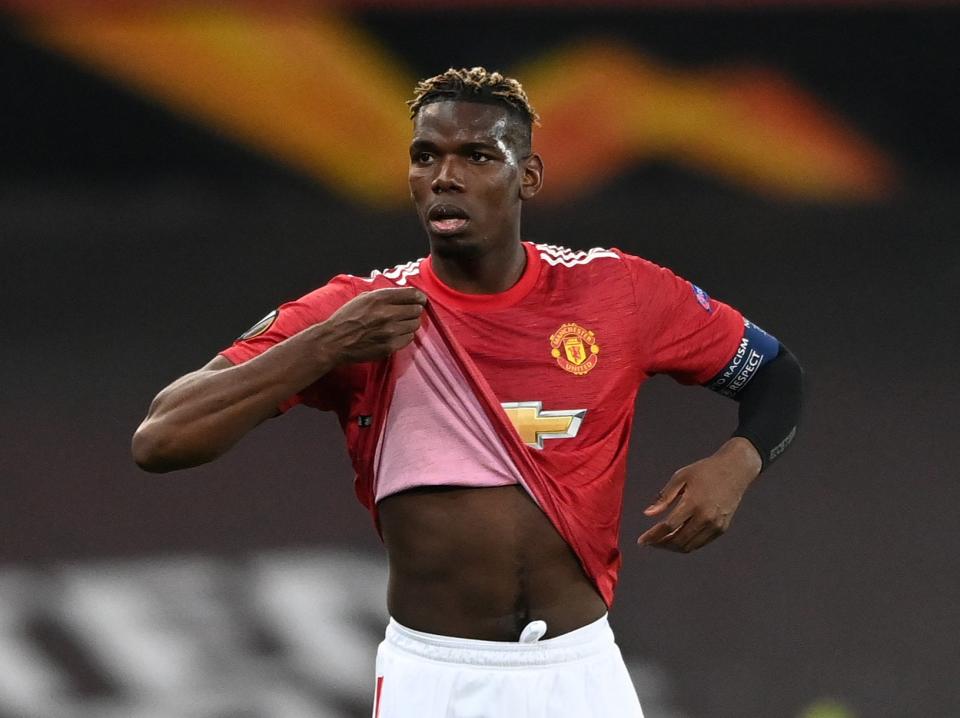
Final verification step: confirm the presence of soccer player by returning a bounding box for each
[133,67,803,717]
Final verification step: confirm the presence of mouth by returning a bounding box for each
[427,203,470,235]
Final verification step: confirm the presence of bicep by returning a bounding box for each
[157,354,282,421]
[636,264,746,383]
[202,353,283,419]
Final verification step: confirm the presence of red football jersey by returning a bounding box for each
[221,242,746,605]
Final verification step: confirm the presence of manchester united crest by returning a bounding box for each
[550,322,600,376]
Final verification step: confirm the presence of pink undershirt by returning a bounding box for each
[373,315,524,503]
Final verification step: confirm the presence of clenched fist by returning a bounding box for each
[324,287,428,365]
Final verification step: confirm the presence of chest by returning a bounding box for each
[431,289,640,406]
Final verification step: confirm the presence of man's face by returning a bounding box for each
[408,101,540,259]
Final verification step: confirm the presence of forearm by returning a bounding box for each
[732,344,804,471]
[639,436,763,551]
[713,435,763,486]
[132,322,339,472]
[638,357,800,553]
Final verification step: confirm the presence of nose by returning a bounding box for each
[431,156,465,194]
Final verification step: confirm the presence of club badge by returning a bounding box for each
[550,322,600,376]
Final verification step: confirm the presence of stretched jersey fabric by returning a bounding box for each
[220,242,746,606]
[373,311,526,502]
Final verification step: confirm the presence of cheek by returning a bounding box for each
[408,170,431,197]
[480,170,521,206]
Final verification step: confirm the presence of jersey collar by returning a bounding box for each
[418,241,541,312]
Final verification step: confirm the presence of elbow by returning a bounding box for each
[131,418,221,473]
[131,420,183,473]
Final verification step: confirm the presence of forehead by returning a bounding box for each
[412,101,517,145]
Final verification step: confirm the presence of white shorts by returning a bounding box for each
[372,614,644,718]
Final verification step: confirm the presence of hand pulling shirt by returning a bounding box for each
[220,242,751,606]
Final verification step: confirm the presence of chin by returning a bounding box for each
[428,234,484,259]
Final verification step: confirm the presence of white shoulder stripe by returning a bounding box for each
[535,244,620,267]
[361,258,425,286]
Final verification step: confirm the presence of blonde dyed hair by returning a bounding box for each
[408,66,540,127]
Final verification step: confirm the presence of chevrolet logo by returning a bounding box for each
[501,402,586,450]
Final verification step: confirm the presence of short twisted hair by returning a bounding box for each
[408,67,539,124]
[408,67,539,154]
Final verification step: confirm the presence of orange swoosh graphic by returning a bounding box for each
[14,7,894,204]
[522,40,893,201]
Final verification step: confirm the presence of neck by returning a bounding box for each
[430,237,527,295]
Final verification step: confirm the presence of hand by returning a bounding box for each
[638,437,762,553]
[323,287,427,364]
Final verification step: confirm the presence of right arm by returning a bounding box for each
[132,287,426,473]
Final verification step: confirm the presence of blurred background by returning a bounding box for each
[2,2,958,717]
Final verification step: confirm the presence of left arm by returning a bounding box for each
[638,343,804,553]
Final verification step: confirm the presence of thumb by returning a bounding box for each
[644,472,686,515]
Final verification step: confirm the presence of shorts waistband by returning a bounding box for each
[384,614,614,667]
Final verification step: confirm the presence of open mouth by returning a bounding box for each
[427,204,470,235]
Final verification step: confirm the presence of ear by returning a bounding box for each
[519,153,544,201]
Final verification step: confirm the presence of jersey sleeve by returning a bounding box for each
[219,274,358,412]
[619,252,746,385]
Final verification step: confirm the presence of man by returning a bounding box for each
[133,67,803,717]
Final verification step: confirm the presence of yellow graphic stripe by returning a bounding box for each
[22,8,411,206]
[521,40,892,201]
[16,10,893,203]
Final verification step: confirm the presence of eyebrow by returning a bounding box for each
[409,139,505,154]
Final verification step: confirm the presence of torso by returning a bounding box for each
[378,484,607,640]
[220,245,744,636]
[357,244,650,630]
[274,242,743,621]
[362,244,641,639]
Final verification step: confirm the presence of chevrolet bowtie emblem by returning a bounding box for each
[501,402,587,450]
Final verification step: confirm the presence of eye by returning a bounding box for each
[414,151,434,164]
[470,151,491,163]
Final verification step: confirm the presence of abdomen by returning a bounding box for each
[378,484,606,640]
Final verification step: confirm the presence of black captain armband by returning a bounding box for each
[704,321,804,470]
